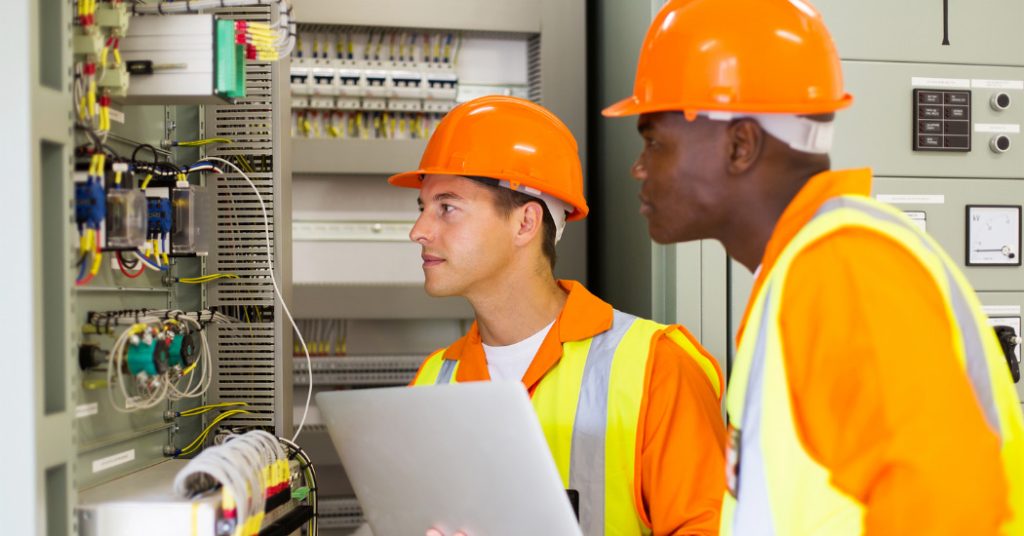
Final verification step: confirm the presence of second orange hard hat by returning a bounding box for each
[603,0,853,118]
[389,95,588,221]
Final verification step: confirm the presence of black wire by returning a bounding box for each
[117,250,140,269]
[130,143,160,167]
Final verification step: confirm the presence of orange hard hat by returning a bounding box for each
[389,95,588,221]
[603,0,852,118]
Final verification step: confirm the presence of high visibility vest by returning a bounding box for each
[721,195,1024,535]
[413,310,719,536]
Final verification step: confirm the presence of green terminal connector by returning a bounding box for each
[215,19,246,100]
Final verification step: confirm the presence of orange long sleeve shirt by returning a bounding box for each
[738,168,1011,533]
[414,281,727,535]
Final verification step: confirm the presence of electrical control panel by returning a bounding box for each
[12,0,306,534]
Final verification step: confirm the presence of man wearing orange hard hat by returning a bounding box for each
[390,95,727,535]
[604,0,1024,534]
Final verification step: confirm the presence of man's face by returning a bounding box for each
[632,112,731,244]
[410,175,517,297]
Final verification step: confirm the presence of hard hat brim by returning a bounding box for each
[601,96,645,118]
[387,170,423,189]
[602,94,855,118]
[387,169,589,222]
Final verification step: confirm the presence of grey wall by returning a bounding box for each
[587,0,654,316]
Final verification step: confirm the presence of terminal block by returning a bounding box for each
[146,191,173,239]
[75,181,106,229]
[95,2,130,36]
[73,29,104,58]
[97,63,130,97]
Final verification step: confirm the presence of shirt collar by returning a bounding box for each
[735,168,873,343]
[444,280,614,390]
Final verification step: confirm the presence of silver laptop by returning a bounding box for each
[316,381,583,536]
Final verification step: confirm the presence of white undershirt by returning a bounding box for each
[483,320,555,382]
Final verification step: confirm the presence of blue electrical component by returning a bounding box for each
[75,181,106,229]
[147,197,172,237]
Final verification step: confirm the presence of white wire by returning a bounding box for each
[174,429,288,530]
[202,157,312,442]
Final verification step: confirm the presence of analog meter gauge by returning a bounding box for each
[966,205,1022,266]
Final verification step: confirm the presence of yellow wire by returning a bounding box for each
[87,80,97,117]
[179,409,251,455]
[140,174,153,189]
[179,401,248,417]
[89,247,103,276]
[181,361,198,376]
[175,138,233,147]
[178,273,240,284]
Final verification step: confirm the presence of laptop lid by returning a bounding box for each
[316,381,583,536]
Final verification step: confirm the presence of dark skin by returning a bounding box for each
[631,111,833,271]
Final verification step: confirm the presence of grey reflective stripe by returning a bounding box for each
[570,309,637,536]
[733,287,777,535]
[435,358,457,384]
[814,197,1001,437]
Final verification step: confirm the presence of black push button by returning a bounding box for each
[944,136,969,148]
[945,92,970,105]
[919,135,942,148]
[919,121,943,133]
[920,106,942,119]
[946,106,969,119]
[918,91,943,104]
[944,121,969,135]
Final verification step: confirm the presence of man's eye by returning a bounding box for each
[441,204,454,213]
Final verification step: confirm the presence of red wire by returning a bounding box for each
[75,269,97,286]
[116,251,146,278]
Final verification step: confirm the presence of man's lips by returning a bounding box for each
[422,254,445,267]
[639,194,653,215]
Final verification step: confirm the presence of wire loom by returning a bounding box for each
[173,430,318,536]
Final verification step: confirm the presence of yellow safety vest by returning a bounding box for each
[721,195,1024,535]
[414,311,718,536]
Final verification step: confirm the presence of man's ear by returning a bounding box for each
[513,201,545,248]
[727,119,765,174]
